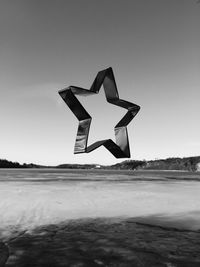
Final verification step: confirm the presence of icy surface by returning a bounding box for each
[0,169,200,234]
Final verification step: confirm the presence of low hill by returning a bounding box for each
[108,160,145,170]
[111,156,200,172]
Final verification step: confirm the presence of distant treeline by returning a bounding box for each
[0,159,24,168]
[57,164,97,169]
[110,156,200,172]
[0,156,200,171]
[108,160,145,170]
[145,156,200,172]
[0,159,46,169]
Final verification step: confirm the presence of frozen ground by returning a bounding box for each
[0,169,200,238]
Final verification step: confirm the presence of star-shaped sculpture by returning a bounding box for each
[58,67,140,158]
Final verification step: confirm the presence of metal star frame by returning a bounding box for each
[58,67,140,158]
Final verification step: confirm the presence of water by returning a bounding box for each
[0,169,200,235]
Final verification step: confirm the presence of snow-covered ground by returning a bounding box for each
[0,169,200,238]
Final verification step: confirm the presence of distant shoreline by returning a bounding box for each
[0,156,200,172]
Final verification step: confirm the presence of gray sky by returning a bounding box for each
[0,0,199,165]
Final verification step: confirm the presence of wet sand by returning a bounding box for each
[2,217,200,267]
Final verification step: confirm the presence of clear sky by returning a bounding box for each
[0,0,199,165]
